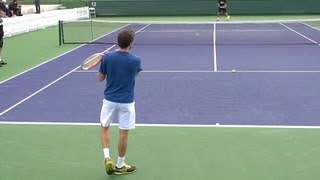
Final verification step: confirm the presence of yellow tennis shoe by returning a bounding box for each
[104,158,114,175]
[114,163,137,175]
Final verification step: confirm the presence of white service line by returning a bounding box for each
[73,70,320,73]
[1,121,320,129]
[280,23,319,44]
[213,22,218,72]
[218,70,320,73]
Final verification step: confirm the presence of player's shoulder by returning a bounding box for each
[105,51,140,60]
[105,51,121,59]
[107,51,119,56]
[128,53,141,61]
[103,52,112,60]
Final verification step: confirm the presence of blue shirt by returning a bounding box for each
[99,51,142,103]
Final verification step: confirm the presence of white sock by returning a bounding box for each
[116,156,125,168]
[103,148,110,159]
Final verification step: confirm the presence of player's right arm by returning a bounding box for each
[98,57,107,82]
[136,59,142,76]
[97,72,106,82]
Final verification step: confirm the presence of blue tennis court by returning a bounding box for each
[1,21,320,127]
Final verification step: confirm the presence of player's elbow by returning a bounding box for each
[98,78,104,82]
[97,73,106,82]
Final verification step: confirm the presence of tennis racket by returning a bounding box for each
[80,46,115,70]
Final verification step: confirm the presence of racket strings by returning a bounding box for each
[81,53,104,70]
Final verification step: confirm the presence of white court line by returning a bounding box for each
[0,48,83,85]
[73,70,320,73]
[300,22,320,47]
[98,24,149,54]
[83,19,320,25]
[135,24,151,33]
[217,70,320,73]
[0,66,79,116]
[0,24,151,116]
[213,22,218,72]
[143,29,288,33]
[301,22,320,32]
[280,23,319,44]
[0,121,320,129]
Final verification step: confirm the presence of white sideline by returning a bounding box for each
[280,23,318,44]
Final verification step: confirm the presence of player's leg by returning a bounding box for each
[216,8,221,21]
[114,102,137,175]
[0,39,7,67]
[0,47,1,67]
[35,0,41,13]
[116,130,129,168]
[224,9,230,21]
[100,99,118,175]
[101,126,114,175]
[17,6,23,16]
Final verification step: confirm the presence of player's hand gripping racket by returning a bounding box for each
[80,46,114,70]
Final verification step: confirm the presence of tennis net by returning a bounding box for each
[58,19,320,45]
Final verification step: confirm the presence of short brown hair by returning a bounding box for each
[117,29,135,49]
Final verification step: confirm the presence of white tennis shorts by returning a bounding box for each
[100,99,136,130]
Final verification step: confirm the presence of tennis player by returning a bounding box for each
[0,13,7,67]
[216,0,230,21]
[98,29,142,175]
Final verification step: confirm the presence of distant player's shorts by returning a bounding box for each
[218,8,227,13]
[100,99,136,130]
[0,38,3,48]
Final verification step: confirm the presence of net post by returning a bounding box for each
[90,20,94,42]
[58,20,62,46]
